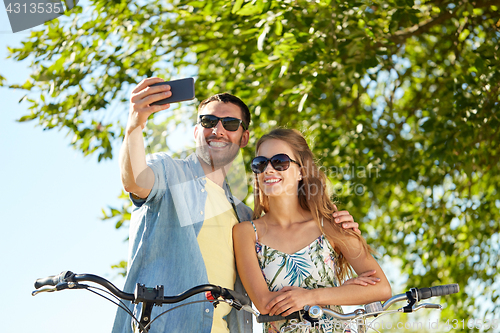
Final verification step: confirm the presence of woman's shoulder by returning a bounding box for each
[233,220,256,236]
[234,220,251,229]
[233,221,260,249]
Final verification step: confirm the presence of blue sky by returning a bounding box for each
[1,16,130,333]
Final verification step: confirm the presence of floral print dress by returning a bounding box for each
[251,221,348,333]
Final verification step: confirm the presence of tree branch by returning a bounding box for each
[389,8,456,43]
[388,0,500,44]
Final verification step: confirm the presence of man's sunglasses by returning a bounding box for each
[198,115,248,131]
[251,153,300,174]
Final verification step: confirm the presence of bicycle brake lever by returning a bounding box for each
[399,303,442,313]
[241,304,259,316]
[32,281,82,296]
[414,303,442,311]
[32,286,58,296]
[217,299,257,316]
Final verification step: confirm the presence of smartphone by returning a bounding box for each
[150,77,195,105]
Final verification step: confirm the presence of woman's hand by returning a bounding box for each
[265,286,314,316]
[343,270,380,286]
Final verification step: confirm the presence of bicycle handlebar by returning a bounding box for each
[256,312,302,324]
[416,284,459,300]
[34,270,73,289]
[257,283,459,323]
[34,271,253,333]
[34,271,135,300]
[34,272,458,326]
[382,283,459,310]
[33,271,251,307]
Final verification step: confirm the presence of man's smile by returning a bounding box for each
[208,140,230,148]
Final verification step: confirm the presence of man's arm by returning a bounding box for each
[120,77,172,199]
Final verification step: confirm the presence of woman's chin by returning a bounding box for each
[262,187,296,198]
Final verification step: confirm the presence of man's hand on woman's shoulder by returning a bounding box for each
[333,209,361,234]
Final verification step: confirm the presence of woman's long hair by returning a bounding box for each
[253,128,374,283]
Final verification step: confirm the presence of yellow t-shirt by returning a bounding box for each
[197,178,238,333]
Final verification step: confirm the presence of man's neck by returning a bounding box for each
[198,157,232,187]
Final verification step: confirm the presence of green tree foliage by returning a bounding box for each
[4,0,499,329]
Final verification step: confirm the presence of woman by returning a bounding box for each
[233,129,391,332]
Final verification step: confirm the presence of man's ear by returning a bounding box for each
[194,124,199,139]
[239,130,250,148]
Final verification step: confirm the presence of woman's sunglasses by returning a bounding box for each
[251,153,300,174]
[198,115,248,131]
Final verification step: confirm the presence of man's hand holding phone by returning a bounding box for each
[121,77,195,197]
[128,77,195,135]
[128,77,172,134]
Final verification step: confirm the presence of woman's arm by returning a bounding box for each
[266,233,392,316]
[233,222,281,314]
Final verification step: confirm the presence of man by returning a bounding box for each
[112,78,360,333]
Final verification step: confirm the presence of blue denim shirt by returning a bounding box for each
[112,153,253,333]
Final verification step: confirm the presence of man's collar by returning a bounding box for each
[187,153,206,178]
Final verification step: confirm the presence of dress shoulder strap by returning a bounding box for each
[250,220,259,242]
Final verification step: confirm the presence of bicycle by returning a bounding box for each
[33,270,459,333]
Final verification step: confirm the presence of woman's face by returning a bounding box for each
[256,139,302,198]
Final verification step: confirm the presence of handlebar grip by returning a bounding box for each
[34,271,73,289]
[257,311,301,323]
[417,284,459,300]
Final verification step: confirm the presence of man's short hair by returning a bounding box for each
[198,93,251,130]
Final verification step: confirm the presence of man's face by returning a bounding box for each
[194,101,249,169]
